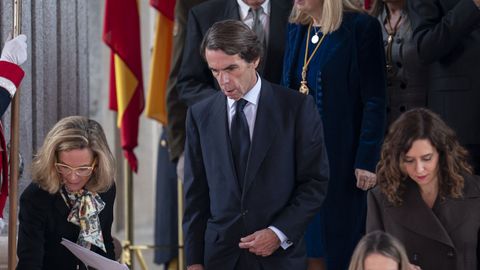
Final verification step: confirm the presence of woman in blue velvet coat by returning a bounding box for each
[281,0,386,269]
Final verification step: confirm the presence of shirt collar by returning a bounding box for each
[236,0,270,20]
[227,73,262,109]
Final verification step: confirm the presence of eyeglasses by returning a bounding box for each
[55,161,96,177]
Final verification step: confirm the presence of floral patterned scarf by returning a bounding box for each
[61,187,106,252]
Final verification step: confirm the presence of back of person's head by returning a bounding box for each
[348,231,410,270]
[200,19,263,64]
[32,116,115,194]
[377,108,472,205]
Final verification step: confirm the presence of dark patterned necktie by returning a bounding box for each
[231,99,250,188]
[251,6,265,45]
[250,7,266,74]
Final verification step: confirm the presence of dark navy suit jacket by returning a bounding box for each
[183,79,329,269]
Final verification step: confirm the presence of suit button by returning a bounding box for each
[242,210,248,216]
[447,250,454,257]
[160,139,167,147]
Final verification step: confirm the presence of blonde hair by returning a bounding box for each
[32,116,115,194]
[289,0,363,33]
[348,231,410,270]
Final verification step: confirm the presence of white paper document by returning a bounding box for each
[61,238,129,270]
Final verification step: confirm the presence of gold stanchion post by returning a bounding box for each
[177,179,184,270]
[8,0,22,269]
[122,158,134,269]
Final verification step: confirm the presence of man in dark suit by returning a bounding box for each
[183,20,329,270]
[177,0,292,107]
[408,0,480,171]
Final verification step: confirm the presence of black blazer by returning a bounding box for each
[367,175,480,270]
[17,183,116,270]
[408,0,480,145]
[177,0,292,106]
[183,79,329,269]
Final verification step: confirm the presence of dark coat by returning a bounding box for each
[281,12,386,269]
[408,0,480,146]
[177,0,292,107]
[17,183,116,270]
[183,79,329,270]
[367,175,480,270]
[377,9,428,125]
[165,0,208,161]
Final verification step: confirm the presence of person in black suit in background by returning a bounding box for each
[183,20,329,270]
[17,116,116,270]
[177,0,292,106]
[408,0,480,172]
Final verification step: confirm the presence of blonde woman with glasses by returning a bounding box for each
[17,116,116,270]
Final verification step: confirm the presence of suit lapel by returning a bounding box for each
[54,192,70,218]
[313,25,348,75]
[224,0,241,20]
[207,94,242,195]
[284,26,306,88]
[243,80,279,194]
[436,174,480,233]
[387,181,454,248]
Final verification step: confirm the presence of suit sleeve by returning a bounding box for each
[408,0,480,64]
[354,17,387,172]
[183,108,210,266]
[366,189,385,232]
[100,183,116,260]
[17,186,48,270]
[177,9,218,106]
[0,60,24,117]
[270,96,329,243]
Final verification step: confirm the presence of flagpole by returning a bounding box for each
[123,158,134,269]
[8,0,22,269]
[177,178,184,270]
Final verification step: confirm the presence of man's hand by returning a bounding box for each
[355,168,376,190]
[473,0,480,8]
[238,228,280,257]
[187,264,204,270]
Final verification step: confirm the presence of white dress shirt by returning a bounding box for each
[227,75,292,250]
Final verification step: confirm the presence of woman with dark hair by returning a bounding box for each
[367,108,480,270]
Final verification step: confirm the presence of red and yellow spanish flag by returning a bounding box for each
[103,0,144,172]
[145,0,176,124]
